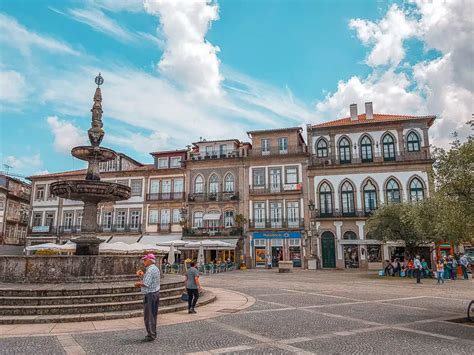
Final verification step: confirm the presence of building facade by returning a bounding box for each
[245,128,309,268]
[0,175,31,245]
[307,102,435,270]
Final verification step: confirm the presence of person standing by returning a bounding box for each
[184,261,202,314]
[459,254,469,280]
[135,253,160,341]
[436,260,445,284]
[413,255,422,284]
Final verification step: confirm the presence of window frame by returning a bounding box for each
[409,177,424,202]
[278,137,288,154]
[407,131,421,152]
[224,173,234,192]
[338,137,351,164]
[252,168,265,187]
[170,156,182,168]
[340,181,355,216]
[130,179,143,197]
[316,138,328,158]
[285,166,298,185]
[363,180,377,213]
[157,157,169,169]
[360,135,373,162]
[386,178,401,204]
[194,175,204,194]
[382,133,396,161]
[319,182,333,216]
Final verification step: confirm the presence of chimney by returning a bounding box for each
[350,104,358,121]
[365,102,373,120]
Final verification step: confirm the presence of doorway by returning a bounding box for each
[271,246,282,267]
[321,231,336,268]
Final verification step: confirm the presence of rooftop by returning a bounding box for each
[311,113,436,129]
[27,164,156,180]
[247,127,303,135]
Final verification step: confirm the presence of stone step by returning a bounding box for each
[0,295,184,316]
[0,291,216,324]
[0,279,184,297]
[0,287,184,306]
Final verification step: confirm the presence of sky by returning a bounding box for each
[0,0,472,177]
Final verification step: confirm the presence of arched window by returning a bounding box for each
[409,178,424,201]
[382,134,396,161]
[341,181,355,215]
[386,179,401,204]
[207,209,221,230]
[316,138,328,158]
[363,180,377,214]
[193,211,203,228]
[343,231,357,240]
[319,182,333,216]
[407,131,420,152]
[339,137,351,164]
[360,135,373,162]
[209,174,219,194]
[194,175,204,193]
[224,173,234,192]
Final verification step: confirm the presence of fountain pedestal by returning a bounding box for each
[73,235,102,255]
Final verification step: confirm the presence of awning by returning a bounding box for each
[181,239,237,250]
[203,213,221,221]
[339,239,383,245]
[107,236,140,244]
[139,234,182,244]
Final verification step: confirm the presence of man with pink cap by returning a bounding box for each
[135,253,160,341]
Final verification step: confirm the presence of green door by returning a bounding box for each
[321,232,336,268]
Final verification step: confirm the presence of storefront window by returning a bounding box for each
[367,244,381,262]
[344,245,359,269]
[254,239,266,268]
[289,239,301,267]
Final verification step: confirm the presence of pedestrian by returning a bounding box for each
[184,261,202,314]
[134,253,160,342]
[407,258,414,278]
[413,255,422,284]
[421,258,430,278]
[436,260,445,284]
[459,254,469,280]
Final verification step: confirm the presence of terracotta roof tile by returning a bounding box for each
[311,113,436,129]
[27,164,156,180]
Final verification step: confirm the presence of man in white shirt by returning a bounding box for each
[413,255,422,284]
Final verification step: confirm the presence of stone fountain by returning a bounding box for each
[50,74,131,255]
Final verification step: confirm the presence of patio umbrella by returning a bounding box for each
[197,242,205,267]
[25,243,62,251]
[156,240,187,247]
[99,242,132,253]
[168,243,176,265]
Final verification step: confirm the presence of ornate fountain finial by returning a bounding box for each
[88,73,105,148]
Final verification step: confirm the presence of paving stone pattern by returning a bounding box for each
[1,270,473,354]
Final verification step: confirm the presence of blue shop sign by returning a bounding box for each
[253,231,301,239]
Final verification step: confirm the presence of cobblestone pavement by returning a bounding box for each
[1,270,473,354]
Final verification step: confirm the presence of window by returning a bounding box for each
[341,181,355,215]
[76,211,83,230]
[149,179,160,193]
[269,168,281,192]
[148,209,158,225]
[173,178,183,199]
[319,182,333,215]
[205,146,213,156]
[102,211,112,229]
[253,202,265,228]
[224,173,234,192]
[45,212,55,227]
[278,137,288,154]
[47,185,55,200]
[0,198,4,209]
[253,168,265,186]
[159,209,170,229]
[209,174,219,194]
[32,212,43,227]
[35,185,45,200]
[270,202,282,228]
[338,137,351,163]
[161,179,171,199]
[117,179,129,186]
[386,179,401,204]
[116,210,126,229]
[285,167,298,184]
[170,156,182,168]
[194,175,204,193]
[219,144,227,156]
[172,209,181,224]
[316,138,328,158]
[287,201,299,228]
[193,212,203,228]
[130,179,142,196]
[409,178,424,201]
[157,157,169,168]
[261,139,270,154]
[367,244,382,262]
[224,210,234,227]
[360,135,373,162]
[382,134,396,161]
[407,131,420,152]
[130,210,140,230]
[343,231,357,240]
[63,211,74,230]
[363,181,377,213]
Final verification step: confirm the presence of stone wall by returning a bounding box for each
[0,255,162,283]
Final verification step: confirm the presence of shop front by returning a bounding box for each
[251,231,302,268]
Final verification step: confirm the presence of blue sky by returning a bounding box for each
[0,0,472,176]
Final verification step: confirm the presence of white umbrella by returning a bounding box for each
[58,241,77,251]
[26,243,62,251]
[156,240,187,247]
[185,239,234,249]
[99,242,132,253]
[197,242,205,267]
[168,243,176,265]
[128,243,171,253]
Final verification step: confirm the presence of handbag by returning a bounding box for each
[180,292,189,302]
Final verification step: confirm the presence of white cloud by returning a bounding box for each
[89,0,144,13]
[0,70,27,103]
[0,13,80,56]
[3,154,42,172]
[144,0,222,97]
[33,169,50,176]
[349,4,419,67]
[107,131,170,154]
[46,116,85,154]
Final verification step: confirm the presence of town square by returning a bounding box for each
[0,0,473,354]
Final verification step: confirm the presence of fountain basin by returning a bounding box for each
[50,180,131,203]
[71,146,117,162]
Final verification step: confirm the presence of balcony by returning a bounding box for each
[182,226,243,237]
[249,184,302,195]
[28,226,58,235]
[146,192,185,202]
[310,210,370,219]
[248,219,305,229]
[248,145,306,158]
[97,224,142,233]
[187,192,239,202]
[190,150,242,160]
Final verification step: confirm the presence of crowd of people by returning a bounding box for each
[383,253,471,284]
